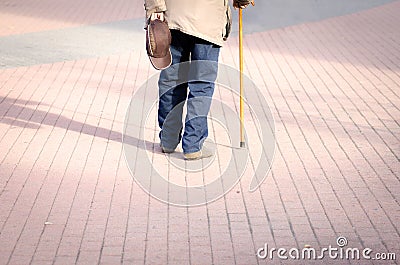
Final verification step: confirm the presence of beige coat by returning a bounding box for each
[144,0,230,46]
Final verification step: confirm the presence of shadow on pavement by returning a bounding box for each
[0,96,154,151]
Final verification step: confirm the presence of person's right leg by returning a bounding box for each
[182,38,220,158]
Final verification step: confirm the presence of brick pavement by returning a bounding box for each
[0,0,399,264]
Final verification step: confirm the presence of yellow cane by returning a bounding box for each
[239,1,254,148]
[239,8,245,148]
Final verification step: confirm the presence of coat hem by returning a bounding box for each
[168,26,225,47]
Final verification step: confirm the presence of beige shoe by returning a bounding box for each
[184,146,214,160]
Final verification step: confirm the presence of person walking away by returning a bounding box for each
[144,0,253,160]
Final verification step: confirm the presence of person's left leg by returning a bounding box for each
[158,30,191,152]
[182,39,220,155]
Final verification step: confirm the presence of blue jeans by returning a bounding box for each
[158,30,220,154]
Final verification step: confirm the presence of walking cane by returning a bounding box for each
[239,1,254,148]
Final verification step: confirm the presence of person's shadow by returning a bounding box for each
[0,96,156,152]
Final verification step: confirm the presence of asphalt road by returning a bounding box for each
[0,0,395,68]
